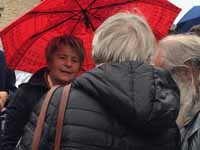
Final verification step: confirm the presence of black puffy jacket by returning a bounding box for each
[17,61,181,150]
[0,51,16,95]
[0,68,49,150]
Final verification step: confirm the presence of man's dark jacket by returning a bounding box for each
[0,51,17,144]
[0,68,49,150]
[17,61,181,150]
[0,51,7,90]
[0,51,16,93]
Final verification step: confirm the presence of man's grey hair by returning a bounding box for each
[92,12,156,64]
[189,24,200,36]
[158,34,200,127]
[158,34,200,69]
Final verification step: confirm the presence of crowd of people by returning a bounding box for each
[0,10,200,150]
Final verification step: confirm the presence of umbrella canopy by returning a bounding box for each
[176,6,200,33]
[0,0,180,73]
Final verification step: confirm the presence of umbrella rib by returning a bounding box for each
[74,0,84,10]
[90,13,104,22]
[155,6,164,37]
[8,35,41,70]
[86,0,97,10]
[89,0,137,10]
[32,14,79,38]
[89,0,176,10]
[31,10,79,14]
[88,17,95,31]
[70,15,82,34]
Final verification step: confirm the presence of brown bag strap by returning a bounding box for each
[54,84,71,150]
[32,85,59,150]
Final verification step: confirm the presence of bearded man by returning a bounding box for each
[153,34,200,150]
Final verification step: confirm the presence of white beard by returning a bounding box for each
[174,76,200,128]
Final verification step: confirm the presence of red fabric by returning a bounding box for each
[0,0,180,73]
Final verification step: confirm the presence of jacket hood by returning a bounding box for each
[74,61,155,130]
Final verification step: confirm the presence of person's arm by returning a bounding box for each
[142,69,180,133]
[0,51,6,90]
[0,68,17,110]
[0,91,8,110]
[0,86,32,150]
[5,68,17,105]
[5,68,17,93]
[0,51,16,109]
[0,51,7,105]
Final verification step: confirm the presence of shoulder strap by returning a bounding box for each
[32,85,59,150]
[54,84,71,150]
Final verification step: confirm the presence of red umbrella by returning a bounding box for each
[0,0,180,73]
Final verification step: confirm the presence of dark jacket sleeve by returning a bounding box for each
[0,51,17,94]
[0,51,6,91]
[119,68,180,134]
[0,51,6,70]
[143,69,180,133]
[0,86,35,150]
[5,68,17,97]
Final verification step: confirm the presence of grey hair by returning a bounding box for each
[158,34,200,69]
[92,12,156,64]
[158,34,200,127]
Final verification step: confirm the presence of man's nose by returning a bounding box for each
[65,59,72,67]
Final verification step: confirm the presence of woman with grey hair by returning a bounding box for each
[153,34,200,150]
[16,12,180,150]
[92,12,156,64]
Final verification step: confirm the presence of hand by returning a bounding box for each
[0,91,8,110]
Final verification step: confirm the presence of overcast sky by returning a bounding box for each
[169,0,200,24]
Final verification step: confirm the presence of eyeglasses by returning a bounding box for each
[184,58,200,69]
[168,58,200,75]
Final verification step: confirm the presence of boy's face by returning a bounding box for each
[48,45,81,85]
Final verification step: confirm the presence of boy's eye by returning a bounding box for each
[59,56,65,59]
[72,59,79,63]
